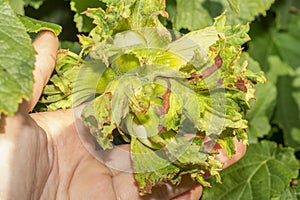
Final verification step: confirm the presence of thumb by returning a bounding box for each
[26,31,59,111]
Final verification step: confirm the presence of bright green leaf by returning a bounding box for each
[0,0,35,116]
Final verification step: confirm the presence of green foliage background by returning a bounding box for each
[1,0,299,199]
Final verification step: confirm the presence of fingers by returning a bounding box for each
[26,31,59,111]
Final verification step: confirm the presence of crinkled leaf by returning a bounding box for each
[168,78,248,137]
[79,0,168,54]
[132,133,222,194]
[131,135,181,194]
[0,0,35,116]
[17,15,62,36]
[202,141,299,200]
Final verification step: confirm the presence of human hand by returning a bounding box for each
[0,31,246,200]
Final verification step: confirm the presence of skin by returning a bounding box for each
[0,31,246,200]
